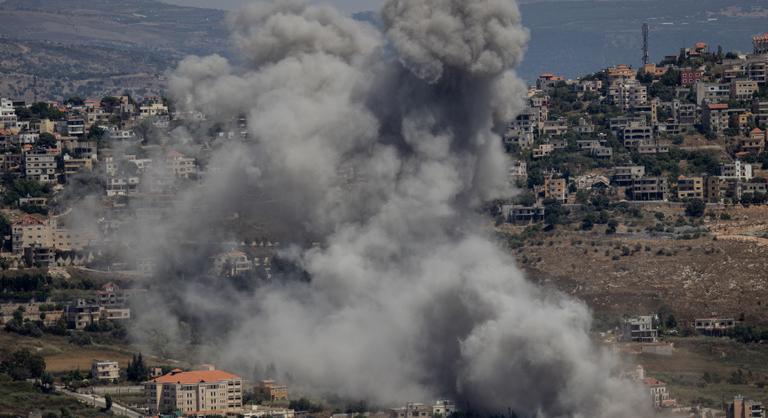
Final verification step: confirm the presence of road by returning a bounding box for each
[56,386,144,418]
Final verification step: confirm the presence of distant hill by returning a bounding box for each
[0,0,229,101]
[0,0,228,55]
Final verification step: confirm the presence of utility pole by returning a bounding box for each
[642,23,650,65]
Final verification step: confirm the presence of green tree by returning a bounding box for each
[685,199,706,218]
[0,349,46,380]
[543,198,568,226]
[38,132,57,149]
[665,314,677,329]
[127,353,149,382]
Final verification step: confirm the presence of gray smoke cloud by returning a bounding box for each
[119,0,654,416]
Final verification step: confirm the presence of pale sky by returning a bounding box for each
[159,0,384,13]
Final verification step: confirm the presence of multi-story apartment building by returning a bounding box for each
[0,153,23,176]
[11,215,92,253]
[644,377,675,409]
[609,79,647,111]
[629,177,669,201]
[696,82,730,105]
[62,154,93,178]
[145,369,243,416]
[24,153,57,184]
[65,118,85,137]
[731,79,759,100]
[65,299,104,329]
[702,103,730,135]
[62,297,129,329]
[609,116,647,132]
[91,360,120,382]
[532,144,554,159]
[727,396,764,418]
[741,128,766,154]
[611,166,645,186]
[693,318,737,335]
[541,118,568,137]
[166,151,197,179]
[746,55,768,85]
[542,177,566,202]
[677,176,704,200]
[502,205,546,225]
[0,98,18,130]
[139,102,169,118]
[620,124,654,147]
[255,380,288,401]
[705,176,723,203]
[96,282,128,307]
[680,67,705,87]
[721,161,754,181]
[0,302,63,327]
[672,100,698,126]
[619,315,659,342]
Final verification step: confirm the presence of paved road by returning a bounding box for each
[56,386,143,418]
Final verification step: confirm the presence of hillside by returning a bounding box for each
[0,0,229,100]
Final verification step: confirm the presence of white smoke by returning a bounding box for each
[123,0,654,416]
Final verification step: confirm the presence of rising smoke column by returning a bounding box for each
[141,0,655,416]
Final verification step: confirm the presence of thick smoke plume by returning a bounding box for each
[121,0,653,416]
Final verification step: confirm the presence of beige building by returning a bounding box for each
[166,150,197,179]
[741,128,766,154]
[0,302,63,327]
[677,176,704,200]
[609,79,647,111]
[644,377,676,408]
[63,154,94,177]
[543,177,566,202]
[606,64,635,81]
[11,215,93,254]
[91,360,120,382]
[255,379,288,401]
[145,369,243,416]
[731,79,759,100]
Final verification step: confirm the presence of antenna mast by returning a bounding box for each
[642,23,650,65]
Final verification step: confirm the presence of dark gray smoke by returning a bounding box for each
[121,0,653,416]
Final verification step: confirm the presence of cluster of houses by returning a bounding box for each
[0,282,132,330]
[501,34,768,224]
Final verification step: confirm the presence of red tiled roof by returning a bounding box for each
[15,214,47,226]
[707,104,729,110]
[151,369,240,384]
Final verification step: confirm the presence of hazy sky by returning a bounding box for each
[159,0,384,13]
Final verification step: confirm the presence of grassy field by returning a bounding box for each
[633,337,768,408]
[0,380,112,417]
[0,330,177,373]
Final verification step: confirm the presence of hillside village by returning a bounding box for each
[0,21,767,418]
